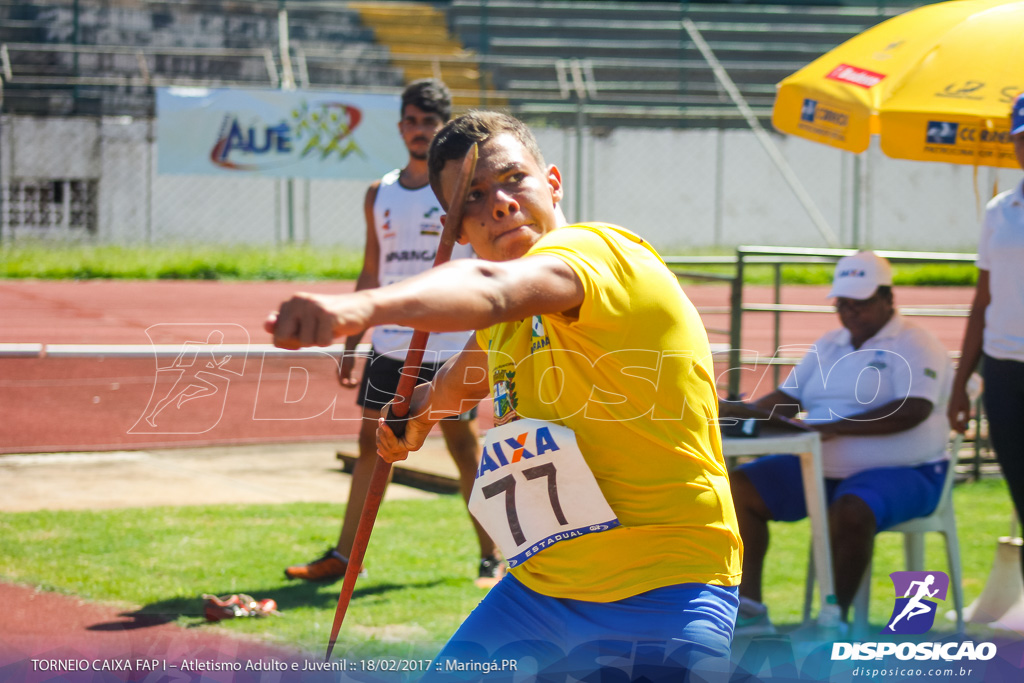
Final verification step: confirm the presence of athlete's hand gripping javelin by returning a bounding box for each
[375,342,490,463]
[376,384,433,464]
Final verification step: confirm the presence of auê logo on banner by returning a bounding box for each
[832,571,997,663]
[156,88,403,179]
[210,100,364,171]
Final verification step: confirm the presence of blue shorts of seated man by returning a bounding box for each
[739,454,947,530]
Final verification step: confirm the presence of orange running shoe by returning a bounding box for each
[283,549,365,582]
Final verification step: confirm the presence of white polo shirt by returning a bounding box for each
[778,314,952,478]
[977,179,1024,363]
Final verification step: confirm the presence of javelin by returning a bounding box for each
[324,143,479,661]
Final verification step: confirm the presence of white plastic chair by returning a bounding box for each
[802,434,965,637]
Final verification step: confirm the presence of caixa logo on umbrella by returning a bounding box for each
[885,571,950,635]
[926,121,959,145]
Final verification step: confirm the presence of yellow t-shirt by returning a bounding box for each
[475,223,742,602]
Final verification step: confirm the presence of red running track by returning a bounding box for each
[0,583,301,683]
[0,280,974,454]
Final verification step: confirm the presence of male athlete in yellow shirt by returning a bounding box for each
[268,112,741,680]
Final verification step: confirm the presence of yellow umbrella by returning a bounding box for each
[772,0,1023,168]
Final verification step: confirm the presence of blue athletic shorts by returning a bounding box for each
[422,574,738,682]
[738,454,948,531]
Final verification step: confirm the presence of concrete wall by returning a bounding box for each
[537,126,1022,253]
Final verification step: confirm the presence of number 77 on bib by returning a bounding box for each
[468,419,620,568]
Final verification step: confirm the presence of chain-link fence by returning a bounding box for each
[2,112,1019,253]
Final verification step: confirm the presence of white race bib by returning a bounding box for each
[468,419,620,568]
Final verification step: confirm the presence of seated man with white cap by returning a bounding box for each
[729,251,953,634]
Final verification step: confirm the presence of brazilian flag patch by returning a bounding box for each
[924,368,937,379]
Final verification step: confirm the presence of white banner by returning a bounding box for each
[156,87,405,179]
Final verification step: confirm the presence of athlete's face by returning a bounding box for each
[398,105,445,161]
[440,134,563,262]
[835,288,894,347]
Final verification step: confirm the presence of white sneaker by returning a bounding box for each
[734,597,777,637]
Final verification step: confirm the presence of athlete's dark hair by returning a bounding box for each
[401,79,452,122]
[427,111,546,208]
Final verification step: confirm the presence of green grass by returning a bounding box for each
[773,263,977,288]
[0,243,364,281]
[0,497,484,660]
[675,263,979,288]
[0,477,1017,659]
[0,243,978,285]
[760,477,1015,630]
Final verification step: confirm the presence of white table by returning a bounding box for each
[722,429,835,626]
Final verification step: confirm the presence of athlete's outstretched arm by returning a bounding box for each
[265,254,584,350]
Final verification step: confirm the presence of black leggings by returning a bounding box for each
[983,354,1024,578]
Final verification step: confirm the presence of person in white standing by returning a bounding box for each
[283,80,501,586]
[949,93,1024,584]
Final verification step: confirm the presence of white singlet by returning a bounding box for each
[370,168,474,362]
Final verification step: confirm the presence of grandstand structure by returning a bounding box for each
[0,0,922,125]
[449,0,916,127]
[0,0,403,117]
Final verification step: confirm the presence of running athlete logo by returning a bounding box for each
[130,324,248,435]
[885,571,950,634]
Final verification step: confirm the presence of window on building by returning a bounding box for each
[5,179,98,233]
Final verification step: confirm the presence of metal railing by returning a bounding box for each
[665,245,988,479]
[669,246,978,396]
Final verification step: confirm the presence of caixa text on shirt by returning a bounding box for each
[476,426,559,478]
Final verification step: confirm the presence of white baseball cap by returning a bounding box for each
[827,251,893,300]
